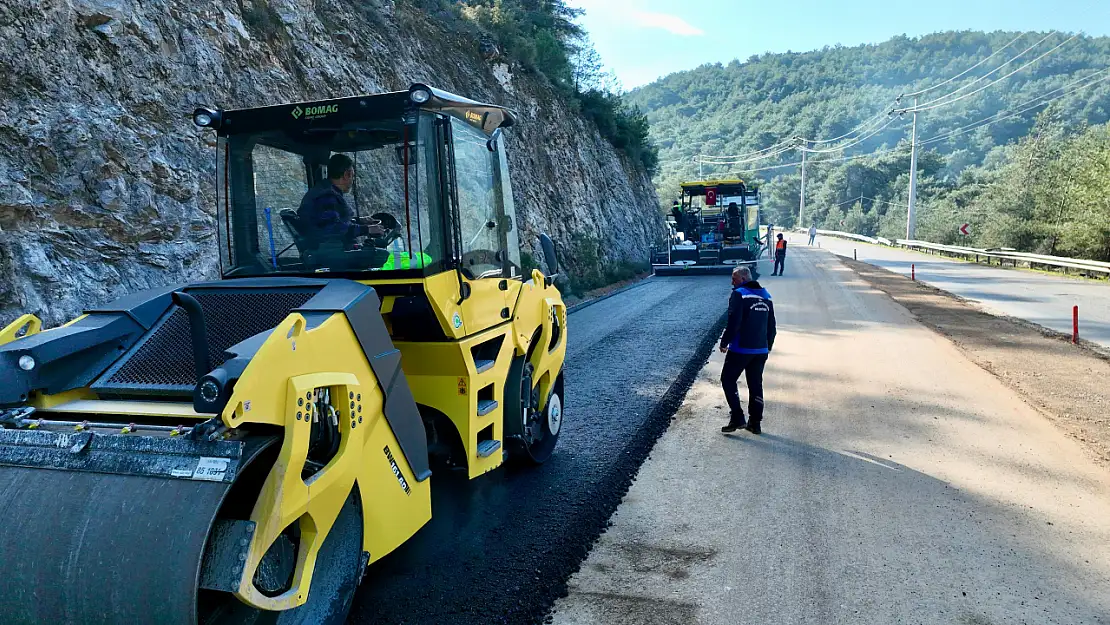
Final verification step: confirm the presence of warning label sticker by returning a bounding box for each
[193,457,231,482]
[457,377,468,396]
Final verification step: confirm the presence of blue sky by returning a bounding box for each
[567,0,1110,89]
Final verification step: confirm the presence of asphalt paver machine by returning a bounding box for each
[0,84,567,625]
[652,179,765,277]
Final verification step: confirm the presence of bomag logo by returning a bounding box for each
[465,110,482,124]
[292,104,339,120]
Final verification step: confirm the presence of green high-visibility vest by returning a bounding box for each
[382,251,433,270]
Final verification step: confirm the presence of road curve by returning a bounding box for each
[348,276,729,625]
[804,233,1110,349]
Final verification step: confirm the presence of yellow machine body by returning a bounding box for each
[0,84,567,623]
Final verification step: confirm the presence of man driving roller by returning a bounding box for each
[298,154,384,247]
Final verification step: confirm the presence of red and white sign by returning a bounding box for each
[705,188,718,206]
[959,223,970,236]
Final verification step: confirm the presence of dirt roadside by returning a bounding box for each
[840,257,1110,466]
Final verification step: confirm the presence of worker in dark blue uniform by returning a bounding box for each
[298,154,384,248]
[719,265,777,434]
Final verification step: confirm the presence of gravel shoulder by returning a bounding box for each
[806,234,1110,351]
[841,256,1110,467]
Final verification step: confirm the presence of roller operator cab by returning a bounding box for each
[652,179,765,277]
[0,84,567,625]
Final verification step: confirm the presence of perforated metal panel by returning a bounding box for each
[95,288,319,393]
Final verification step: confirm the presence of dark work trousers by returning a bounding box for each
[773,251,786,275]
[721,351,768,424]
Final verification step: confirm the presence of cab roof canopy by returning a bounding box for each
[211,83,516,137]
[680,180,753,196]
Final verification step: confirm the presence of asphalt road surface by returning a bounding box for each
[804,233,1110,350]
[349,276,730,625]
[550,246,1110,625]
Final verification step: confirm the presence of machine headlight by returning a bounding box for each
[410,89,431,104]
[199,378,221,403]
[192,107,221,129]
[18,355,35,371]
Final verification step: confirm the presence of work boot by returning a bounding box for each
[721,415,747,433]
[744,422,762,435]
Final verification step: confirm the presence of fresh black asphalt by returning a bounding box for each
[349,276,728,625]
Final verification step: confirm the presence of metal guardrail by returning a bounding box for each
[795,228,885,245]
[797,228,1110,277]
[896,240,1110,276]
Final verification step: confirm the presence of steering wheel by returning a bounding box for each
[366,212,402,248]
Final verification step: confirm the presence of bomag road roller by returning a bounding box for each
[0,84,567,625]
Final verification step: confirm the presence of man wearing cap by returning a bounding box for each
[719,265,777,434]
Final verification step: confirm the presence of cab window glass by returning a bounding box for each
[451,117,502,278]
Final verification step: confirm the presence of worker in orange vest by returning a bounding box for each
[771,233,787,276]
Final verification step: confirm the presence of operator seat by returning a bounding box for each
[726,203,743,239]
[280,209,320,266]
[280,209,391,271]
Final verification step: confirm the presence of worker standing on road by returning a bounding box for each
[808,225,817,246]
[719,266,776,434]
[772,233,787,276]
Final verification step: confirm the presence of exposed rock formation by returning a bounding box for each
[0,0,662,326]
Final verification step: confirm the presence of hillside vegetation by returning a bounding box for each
[418,0,658,173]
[627,31,1110,260]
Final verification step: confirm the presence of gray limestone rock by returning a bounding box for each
[0,0,663,327]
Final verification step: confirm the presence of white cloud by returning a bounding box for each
[631,11,705,36]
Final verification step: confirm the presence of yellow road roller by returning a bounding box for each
[0,84,567,624]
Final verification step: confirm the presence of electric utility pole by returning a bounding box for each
[906,97,919,240]
[798,138,807,227]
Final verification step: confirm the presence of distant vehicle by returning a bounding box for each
[652,179,766,277]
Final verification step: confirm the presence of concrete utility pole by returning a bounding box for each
[798,139,807,227]
[698,155,703,178]
[906,97,919,240]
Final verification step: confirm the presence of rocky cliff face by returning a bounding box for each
[0,0,661,326]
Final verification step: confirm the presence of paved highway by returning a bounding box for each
[799,233,1110,350]
[349,276,729,625]
[551,246,1110,625]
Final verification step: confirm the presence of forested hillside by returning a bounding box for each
[626,31,1110,260]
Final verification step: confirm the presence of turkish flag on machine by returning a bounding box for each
[705,188,718,206]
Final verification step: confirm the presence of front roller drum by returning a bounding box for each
[0,432,364,625]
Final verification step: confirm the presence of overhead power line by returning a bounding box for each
[832,195,905,207]
[801,108,894,145]
[898,32,1056,112]
[703,115,901,166]
[902,33,1028,98]
[799,115,903,154]
[725,145,911,175]
[796,32,1045,147]
[920,67,1110,145]
[698,141,797,164]
[696,30,1081,176]
[710,62,1108,182]
[896,33,1080,114]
